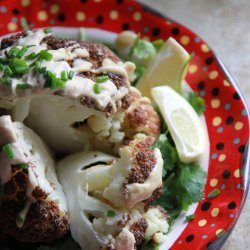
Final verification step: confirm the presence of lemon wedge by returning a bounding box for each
[136,37,190,98]
[151,86,207,163]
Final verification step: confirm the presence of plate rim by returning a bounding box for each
[137,1,250,249]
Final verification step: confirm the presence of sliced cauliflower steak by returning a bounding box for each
[0,115,68,243]
[57,139,168,250]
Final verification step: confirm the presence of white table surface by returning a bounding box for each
[140,1,250,249]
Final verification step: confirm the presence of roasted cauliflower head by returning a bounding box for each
[0,115,68,243]
[57,139,168,250]
[0,29,164,248]
[0,30,160,154]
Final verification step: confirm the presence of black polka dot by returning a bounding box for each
[12,8,20,15]
[211,87,220,96]
[80,0,88,2]
[205,57,214,65]
[117,0,124,4]
[228,201,236,209]
[201,201,211,211]
[233,92,240,100]
[58,13,66,22]
[225,116,234,125]
[216,142,224,150]
[152,27,161,36]
[171,27,179,35]
[186,235,194,242]
[122,23,130,30]
[222,170,231,179]
[197,81,205,90]
[238,145,245,153]
[96,15,104,24]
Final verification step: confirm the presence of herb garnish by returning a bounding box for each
[93,83,101,94]
[96,75,109,83]
[152,133,206,222]
[107,210,116,217]
[2,144,15,159]
[207,189,220,199]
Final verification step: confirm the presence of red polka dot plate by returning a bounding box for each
[0,0,249,249]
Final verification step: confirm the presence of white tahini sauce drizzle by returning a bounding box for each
[16,30,49,46]
[0,29,134,112]
[0,117,27,183]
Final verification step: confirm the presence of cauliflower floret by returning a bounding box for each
[103,139,163,208]
[0,116,68,243]
[87,111,125,143]
[57,140,168,250]
[143,207,169,242]
[121,86,160,140]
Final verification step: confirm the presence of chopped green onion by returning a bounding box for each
[19,163,29,169]
[25,52,38,60]
[107,210,116,217]
[61,71,68,81]
[2,144,15,159]
[38,50,53,61]
[93,83,101,94]
[207,188,220,199]
[152,39,165,51]
[16,83,32,90]
[4,66,13,77]
[39,67,46,73]
[17,46,28,58]
[79,28,86,41]
[43,28,52,34]
[68,71,74,80]
[96,75,109,83]
[20,17,29,31]
[44,70,65,90]
[34,61,41,72]
[9,58,29,75]
[0,64,3,70]
[8,47,20,58]
[29,60,38,68]
[52,78,65,90]
[186,214,195,222]
[44,70,56,87]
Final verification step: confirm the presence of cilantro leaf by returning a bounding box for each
[153,159,206,221]
[183,92,205,116]
[179,162,206,202]
[152,134,178,176]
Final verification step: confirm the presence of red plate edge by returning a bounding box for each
[0,0,249,249]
